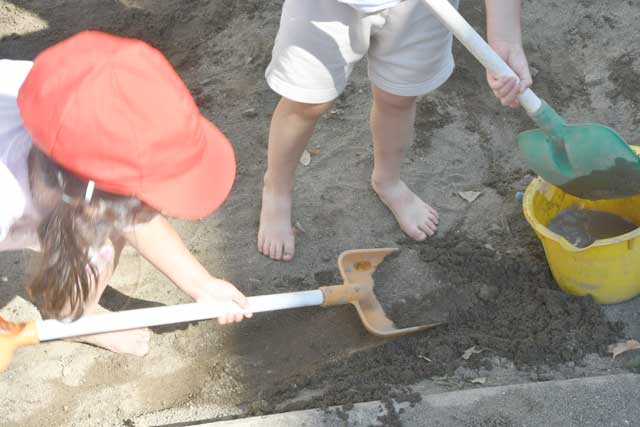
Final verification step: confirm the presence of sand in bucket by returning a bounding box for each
[548,206,638,248]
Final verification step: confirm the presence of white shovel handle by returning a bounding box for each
[36,290,325,341]
[423,0,542,114]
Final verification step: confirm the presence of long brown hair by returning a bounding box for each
[27,147,153,320]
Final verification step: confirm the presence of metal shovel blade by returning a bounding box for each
[333,248,443,337]
[518,122,640,200]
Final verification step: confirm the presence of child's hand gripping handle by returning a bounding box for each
[422,0,542,115]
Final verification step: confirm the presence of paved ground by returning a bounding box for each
[185,374,640,427]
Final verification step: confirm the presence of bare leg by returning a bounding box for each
[258,97,333,261]
[64,238,150,356]
[370,85,439,240]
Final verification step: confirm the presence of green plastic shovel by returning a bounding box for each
[423,0,640,200]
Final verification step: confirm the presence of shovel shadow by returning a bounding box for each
[99,286,197,334]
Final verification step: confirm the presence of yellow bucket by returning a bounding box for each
[523,162,640,304]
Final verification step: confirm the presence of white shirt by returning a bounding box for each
[0,59,41,251]
[336,0,402,13]
[0,60,116,275]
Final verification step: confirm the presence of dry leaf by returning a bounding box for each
[458,191,482,203]
[308,149,320,155]
[242,107,257,118]
[462,346,484,360]
[471,377,487,384]
[299,150,311,166]
[294,221,306,234]
[530,65,539,79]
[608,339,640,360]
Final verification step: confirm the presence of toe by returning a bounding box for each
[257,233,265,254]
[282,238,295,261]
[260,238,270,257]
[419,220,436,237]
[273,241,283,260]
[428,206,439,221]
[270,241,281,260]
[137,342,150,357]
[133,347,149,357]
[267,242,277,259]
[135,331,151,356]
[407,226,427,241]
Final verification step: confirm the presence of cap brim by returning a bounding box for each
[139,117,236,220]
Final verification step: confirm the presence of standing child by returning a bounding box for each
[0,31,251,357]
[258,0,533,260]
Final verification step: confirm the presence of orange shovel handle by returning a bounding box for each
[0,316,40,372]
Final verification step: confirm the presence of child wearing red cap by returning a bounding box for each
[0,32,250,357]
[258,0,532,260]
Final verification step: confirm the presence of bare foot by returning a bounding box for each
[372,179,439,240]
[258,185,295,261]
[67,328,151,357]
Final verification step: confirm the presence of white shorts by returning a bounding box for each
[265,0,459,104]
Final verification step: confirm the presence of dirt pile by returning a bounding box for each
[259,233,623,413]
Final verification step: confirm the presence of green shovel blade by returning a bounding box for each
[518,102,640,199]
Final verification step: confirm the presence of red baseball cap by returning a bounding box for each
[17,31,236,219]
